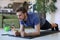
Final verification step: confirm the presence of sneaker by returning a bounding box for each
[51,28,55,31]
[55,24,59,31]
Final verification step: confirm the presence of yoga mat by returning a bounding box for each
[1,30,60,39]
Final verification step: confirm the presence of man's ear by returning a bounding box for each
[24,13,27,16]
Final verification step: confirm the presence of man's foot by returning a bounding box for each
[55,24,59,31]
[51,23,59,31]
[51,28,55,31]
[11,26,16,31]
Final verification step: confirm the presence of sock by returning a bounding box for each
[51,28,55,31]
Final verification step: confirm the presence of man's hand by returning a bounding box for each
[11,26,21,36]
[15,30,21,36]
[11,26,16,31]
[15,30,25,37]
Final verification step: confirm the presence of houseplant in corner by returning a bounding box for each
[35,0,57,20]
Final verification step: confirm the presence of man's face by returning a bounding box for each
[16,11,26,20]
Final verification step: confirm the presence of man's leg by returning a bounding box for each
[55,24,59,31]
[40,20,51,30]
[40,20,59,31]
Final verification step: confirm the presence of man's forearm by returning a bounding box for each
[22,32,40,37]
[15,30,40,37]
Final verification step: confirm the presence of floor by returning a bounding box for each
[0,28,60,40]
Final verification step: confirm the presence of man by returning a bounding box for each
[12,7,59,37]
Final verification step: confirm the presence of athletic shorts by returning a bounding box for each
[40,20,51,30]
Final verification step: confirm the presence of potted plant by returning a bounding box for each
[35,0,57,19]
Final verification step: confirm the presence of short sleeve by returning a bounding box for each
[20,20,24,25]
[33,14,40,25]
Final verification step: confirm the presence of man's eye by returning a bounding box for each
[18,15,21,16]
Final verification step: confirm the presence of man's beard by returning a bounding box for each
[23,15,27,21]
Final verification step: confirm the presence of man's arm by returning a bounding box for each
[20,23,25,37]
[13,22,25,37]
[13,23,40,37]
[23,23,40,37]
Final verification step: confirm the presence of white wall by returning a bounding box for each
[55,0,60,27]
[46,0,60,28]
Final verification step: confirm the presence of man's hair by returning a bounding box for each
[23,1,28,6]
[16,7,27,13]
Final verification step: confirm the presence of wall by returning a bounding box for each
[46,0,60,28]
[0,0,28,8]
[55,0,60,27]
